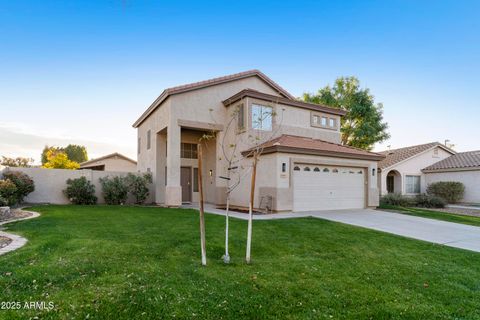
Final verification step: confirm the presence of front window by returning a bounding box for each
[251,104,273,131]
[181,143,198,159]
[405,175,421,194]
[321,116,327,126]
[329,118,336,128]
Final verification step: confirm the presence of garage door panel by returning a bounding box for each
[293,165,365,212]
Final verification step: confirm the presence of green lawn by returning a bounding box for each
[1,206,480,319]
[379,204,480,227]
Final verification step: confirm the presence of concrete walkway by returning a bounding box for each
[184,204,480,253]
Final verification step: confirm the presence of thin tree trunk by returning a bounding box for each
[198,144,207,266]
[223,195,230,263]
[246,151,257,264]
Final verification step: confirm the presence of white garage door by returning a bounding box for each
[293,164,365,212]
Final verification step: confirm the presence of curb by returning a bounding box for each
[0,209,40,256]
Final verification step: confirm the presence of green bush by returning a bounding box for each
[2,171,34,204]
[100,176,129,205]
[126,173,152,204]
[63,177,97,205]
[0,179,18,206]
[426,181,465,203]
[380,193,416,207]
[415,194,446,208]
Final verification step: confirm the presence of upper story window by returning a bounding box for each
[251,104,273,131]
[311,112,338,130]
[147,130,151,150]
[138,137,141,154]
[237,104,245,130]
[181,143,198,159]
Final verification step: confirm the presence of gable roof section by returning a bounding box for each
[422,150,480,172]
[242,135,385,161]
[132,70,295,128]
[80,153,137,167]
[378,142,455,170]
[222,89,346,116]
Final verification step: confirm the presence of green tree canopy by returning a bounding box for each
[64,144,88,163]
[41,145,88,165]
[303,76,390,150]
[1,156,34,167]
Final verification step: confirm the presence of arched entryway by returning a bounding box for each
[386,170,402,194]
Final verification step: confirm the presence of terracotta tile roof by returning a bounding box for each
[80,152,137,167]
[378,142,455,169]
[132,70,295,128]
[222,89,346,116]
[242,135,385,161]
[423,151,480,172]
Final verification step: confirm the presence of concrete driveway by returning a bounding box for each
[189,204,480,253]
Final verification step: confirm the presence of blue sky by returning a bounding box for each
[1,0,479,162]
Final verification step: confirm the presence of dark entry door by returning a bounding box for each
[181,167,192,202]
[387,175,394,193]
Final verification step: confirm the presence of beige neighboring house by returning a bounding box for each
[423,151,480,203]
[79,153,137,172]
[378,142,456,196]
[133,70,384,212]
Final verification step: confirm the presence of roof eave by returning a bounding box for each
[242,145,385,161]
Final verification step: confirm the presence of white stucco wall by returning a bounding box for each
[424,170,480,203]
[0,167,153,204]
[380,147,453,195]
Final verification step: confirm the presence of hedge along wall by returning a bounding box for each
[0,167,154,205]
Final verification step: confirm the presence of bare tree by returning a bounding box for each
[210,98,284,264]
[197,143,207,266]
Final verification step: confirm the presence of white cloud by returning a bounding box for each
[0,122,136,165]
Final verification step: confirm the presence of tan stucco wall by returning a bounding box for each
[135,74,352,208]
[0,167,153,204]
[225,152,379,211]
[379,147,453,195]
[81,157,137,172]
[424,170,480,203]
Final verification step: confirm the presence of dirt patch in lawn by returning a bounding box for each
[0,209,33,223]
[0,236,12,249]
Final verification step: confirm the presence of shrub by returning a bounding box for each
[415,194,446,208]
[380,193,416,207]
[426,181,465,203]
[2,171,34,204]
[126,173,152,204]
[63,177,97,205]
[100,176,129,205]
[0,179,18,206]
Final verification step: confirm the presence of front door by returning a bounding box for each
[181,167,192,203]
[387,175,394,193]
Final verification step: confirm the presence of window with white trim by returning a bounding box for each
[251,104,273,131]
[147,130,151,150]
[405,175,421,194]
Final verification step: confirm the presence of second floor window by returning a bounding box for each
[181,143,198,159]
[138,137,141,154]
[147,130,151,150]
[251,104,273,131]
[237,103,245,130]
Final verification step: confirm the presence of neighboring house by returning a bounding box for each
[133,70,384,212]
[79,153,137,172]
[378,142,455,196]
[423,151,480,203]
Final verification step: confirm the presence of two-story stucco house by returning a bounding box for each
[132,70,385,212]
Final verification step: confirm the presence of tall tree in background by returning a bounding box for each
[41,145,88,165]
[1,156,34,167]
[42,150,80,170]
[64,144,88,163]
[303,77,390,150]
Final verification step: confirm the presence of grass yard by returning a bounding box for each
[1,206,480,319]
[380,204,480,227]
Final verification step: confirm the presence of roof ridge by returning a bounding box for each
[378,141,440,153]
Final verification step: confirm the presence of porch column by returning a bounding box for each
[155,132,167,204]
[165,124,182,206]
